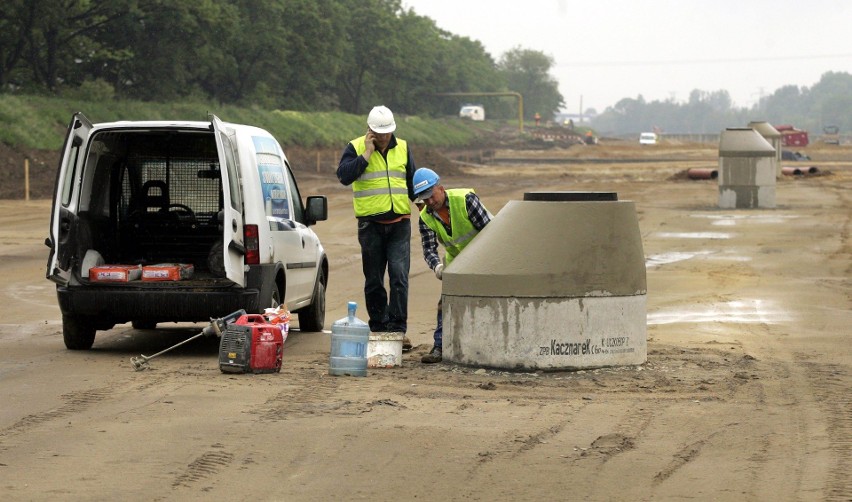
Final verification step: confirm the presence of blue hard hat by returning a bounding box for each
[413,167,440,200]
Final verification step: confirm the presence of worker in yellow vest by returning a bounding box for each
[337,106,416,350]
[413,167,492,363]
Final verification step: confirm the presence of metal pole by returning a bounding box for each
[24,158,30,201]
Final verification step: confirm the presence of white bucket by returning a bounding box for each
[367,332,403,368]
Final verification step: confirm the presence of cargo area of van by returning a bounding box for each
[74,129,228,283]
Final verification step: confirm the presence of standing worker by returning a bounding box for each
[413,167,492,363]
[337,105,416,351]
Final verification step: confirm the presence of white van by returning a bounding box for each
[639,132,658,145]
[46,113,328,349]
[459,105,485,121]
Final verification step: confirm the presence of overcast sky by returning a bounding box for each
[401,0,852,114]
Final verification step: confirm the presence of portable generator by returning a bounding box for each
[218,314,284,373]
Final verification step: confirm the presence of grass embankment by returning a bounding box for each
[0,94,504,150]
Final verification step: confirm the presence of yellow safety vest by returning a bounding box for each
[351,136,410,217]
[419,188,479,265]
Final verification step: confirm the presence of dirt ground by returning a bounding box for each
[0,141,850,501]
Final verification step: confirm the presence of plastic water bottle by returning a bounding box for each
[328,301,369,376]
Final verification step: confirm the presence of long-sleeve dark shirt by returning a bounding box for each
[419,191,491,271]
[336,135,416,222]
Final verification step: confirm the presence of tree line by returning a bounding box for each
[0,0,564,120]
[591,71,852,136]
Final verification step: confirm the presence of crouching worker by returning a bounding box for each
[413,167,492,363]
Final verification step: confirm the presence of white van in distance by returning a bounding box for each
[46,113,329,349]
[639,132,659,145]
[459,105,485,121]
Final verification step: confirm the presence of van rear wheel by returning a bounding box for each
[63,314,96,350]
[298,273,325,332]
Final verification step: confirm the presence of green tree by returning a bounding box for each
[806,71,852,131]
[497,47,564,120]
[273,0,346,110]
[95,0,227,101]
[379,10,501,116]
[0,0,30,88]
[429,34,504,117]
[332,0,403,114]
[19,0,132,92]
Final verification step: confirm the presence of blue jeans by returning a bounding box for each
[357,219,410,333]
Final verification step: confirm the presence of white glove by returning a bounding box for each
[434,263,444,280]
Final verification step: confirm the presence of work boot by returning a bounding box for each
[402,335,413,352]
[421,346,442,364]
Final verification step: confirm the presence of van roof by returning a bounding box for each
[89,120,272,138]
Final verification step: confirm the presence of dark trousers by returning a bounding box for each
[357,219,410,333]
[434,296,443,348]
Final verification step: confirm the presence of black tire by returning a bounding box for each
[62,314,96,350]
[131,320,157,330]
[298,272,325,332]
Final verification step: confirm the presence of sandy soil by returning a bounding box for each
[0,142,849,501]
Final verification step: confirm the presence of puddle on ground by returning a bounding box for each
[646,251,713,267]
[647,299,791,325]
[655,232,733,239]
[690,214,800,226]
[646,251,751,268]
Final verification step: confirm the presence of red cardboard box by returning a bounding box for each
[89,264,142,282]
[141,263,194,282]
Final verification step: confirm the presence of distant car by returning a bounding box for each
[459,105,485,121]
[639,132,658,145]
[781,150,810,161]
[823,125,840,145]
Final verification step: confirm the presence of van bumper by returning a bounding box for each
[56,286,261,323]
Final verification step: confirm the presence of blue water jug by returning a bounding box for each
[328,301,369,376]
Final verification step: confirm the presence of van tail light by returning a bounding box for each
[244,224,260,264]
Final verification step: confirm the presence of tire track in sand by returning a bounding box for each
[801,360,851,501]
[0,386,114,442]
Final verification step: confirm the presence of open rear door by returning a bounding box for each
[210,115,245,286]
[46,113,93,285]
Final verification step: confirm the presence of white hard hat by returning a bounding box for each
[367,105,396,134]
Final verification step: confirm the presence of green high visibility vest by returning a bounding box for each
[350,136,410,217]
[419,188,479,265]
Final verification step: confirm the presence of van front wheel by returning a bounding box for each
[298,273,325,332]
[63,314,96,350]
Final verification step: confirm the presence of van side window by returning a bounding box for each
[285,163,304,224]
[220,133,242,211]
[251,136,291,229]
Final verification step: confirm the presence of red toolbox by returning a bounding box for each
[218,314,284,374]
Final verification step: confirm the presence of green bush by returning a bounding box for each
[0,94,497,151]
